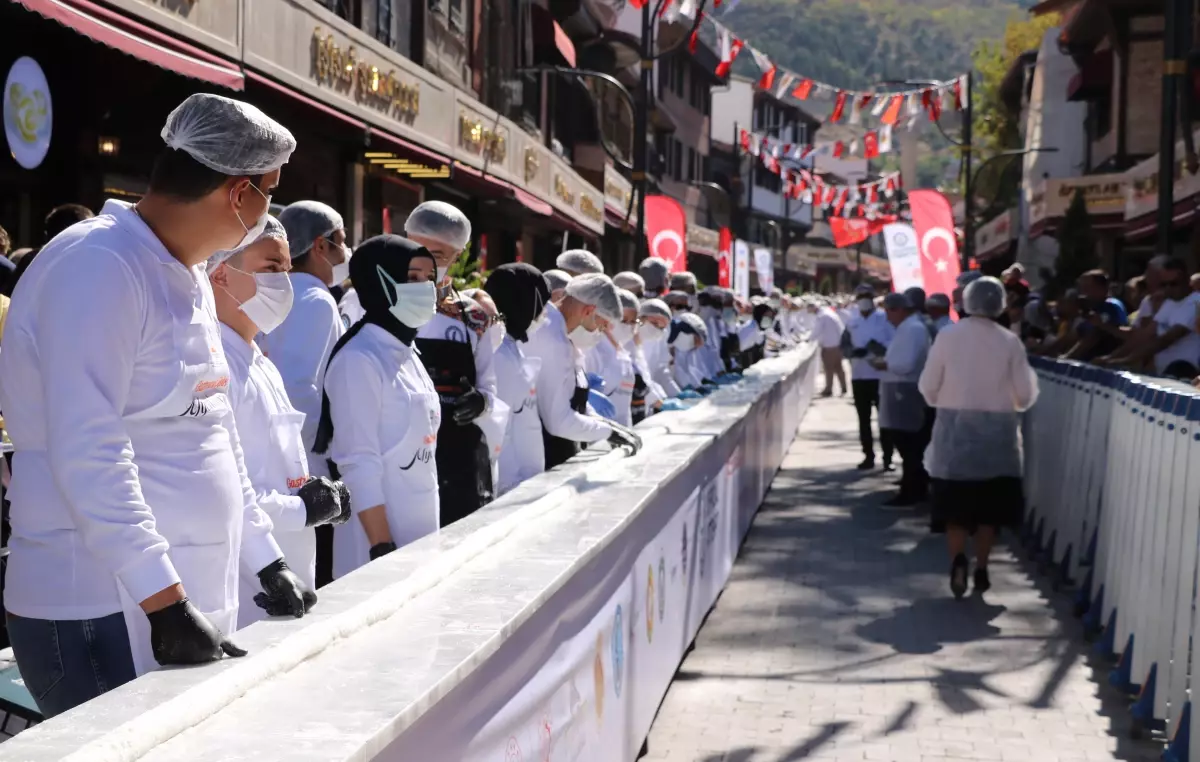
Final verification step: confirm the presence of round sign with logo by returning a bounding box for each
[4,57,53,170]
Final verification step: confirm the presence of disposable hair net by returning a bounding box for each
[882,292,911,310]
[638,257,670,290]
[279,201,344,259]
[670,272,697,291]
[639,298,671,320]
[679,312,709,341]
[964,276,1007,318]
[614,271,645,293]
[566,273,622,323]
[664,290,690,307]
[543,269,572,293]
[926,293,951,310]
[206,215,287,274]
[617,288,640,314]
[556,249,604,275]
[161,94,296,176]
[404,201,471,252]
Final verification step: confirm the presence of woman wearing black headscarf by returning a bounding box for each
[484,263,550,495]
[313,235,440,578]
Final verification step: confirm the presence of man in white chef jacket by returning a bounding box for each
[0,94,315,718]
[206,218,354,629]
[404,202,501,527]
[265,199,349,587]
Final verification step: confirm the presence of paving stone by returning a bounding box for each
[645,394,1164,762]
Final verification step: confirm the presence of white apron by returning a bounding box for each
[497,356,543,495]
[333,388,443,578]
[120,271,244,677]
[237,409,314,630]
[879,381,927,433]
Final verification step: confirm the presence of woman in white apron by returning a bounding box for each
[314,236,441,578]
[873,292,933,508]
[484,264,550,494]
[206,219,351,628]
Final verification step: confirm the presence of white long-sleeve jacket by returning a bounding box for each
[524,303,610,444]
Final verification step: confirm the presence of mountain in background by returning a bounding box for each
[719,0,1038,188]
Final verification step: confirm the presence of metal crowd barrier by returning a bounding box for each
[1026,357,1200,761]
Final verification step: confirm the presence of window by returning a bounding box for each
[448,0,464,31]
[374,0,393,47]
[687,147,696,181]
[673,140,683,181]
[674,60,685,97]
[321,0,357,22]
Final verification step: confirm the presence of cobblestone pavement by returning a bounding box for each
[644,395,1162,762]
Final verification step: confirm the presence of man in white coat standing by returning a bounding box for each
[207,219,352,628]
[0,94,314,718]
[267,199,350,587]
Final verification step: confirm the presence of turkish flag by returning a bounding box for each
[881,94,904,126]
[830,218,871,248]
[863,131,879,159]
[718,227,733,288]
[644,195,688,273]
[791,78,813,100]
[908,189,961,299]
[830,91,848,122]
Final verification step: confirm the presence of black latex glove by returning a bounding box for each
[752,304,776,326]
[850,348,868,359]
[701,378,719,387]
[452,377,488,425]
[298,476,344,527]
[332,481,352,525]
[370,541,398,560]
[148,598,246,666]
[866,339,887,356]
[253,559,317,618]
[607,421,643,455]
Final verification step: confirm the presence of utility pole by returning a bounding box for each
[960,72,974,272]
[1156,0,1189,255]
[633,2,652,259]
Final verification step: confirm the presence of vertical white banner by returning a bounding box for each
[733,239,751,300]
[882,223,924,292]
[753,247,774,293]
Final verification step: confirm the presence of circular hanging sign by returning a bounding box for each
[4,57,53,170]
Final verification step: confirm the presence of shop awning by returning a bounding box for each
[15,0,244,90]
[246,71,366,131]
[512,187,554,216]
[1067,50,1113,102]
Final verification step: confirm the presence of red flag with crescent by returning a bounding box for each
[644,195,689,273]
[908,189,961,299]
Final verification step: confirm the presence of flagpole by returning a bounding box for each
[633,0,652,259]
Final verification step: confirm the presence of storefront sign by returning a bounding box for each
[1123,131,1200,221]
[579,193,604,224]
[604,167,633,213]
[975,208,1016,258]
[312,28,420,121]
[3,57,52,170]
[686,225,720,257]
[457,113,507,164]
[523,148,539,184]
[1028,173,1127,226]
[553,173,576,205]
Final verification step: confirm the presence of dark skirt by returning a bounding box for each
[930,476,1025,534]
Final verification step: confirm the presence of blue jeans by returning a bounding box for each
[5,611,136,718]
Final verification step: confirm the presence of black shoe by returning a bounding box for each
[856,458,875,471]
[883,494,918,507]
[951,554,969,599]
[820,390,833,398]
[973,567,991,594]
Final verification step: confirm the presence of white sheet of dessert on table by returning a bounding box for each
[0,344,819,762]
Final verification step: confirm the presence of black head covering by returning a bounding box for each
[314,235,436,455]
[485,263,549,342]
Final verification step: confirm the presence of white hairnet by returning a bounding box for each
[614,271,645,293]
[566,273,622,323]
[206,215,287,274]
[161,94,296,176]
[964,276,1007,318]
[543,269,572,293]
[404,201,471,252]
[638,257,670,290]
[639,298,671,320]
[664,290,690,307]
[617,288,640,314]
[556,249,604,275]
[670,272,697,291]
[279,200,344,259]
[678,311,708,341]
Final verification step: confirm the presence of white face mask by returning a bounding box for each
[487,322,506,351]
[377,266,437,327]
[529,308,550,335]
[239,270,294,334]
[759,317,773,330]
[858,298,874,313]
[722,308,737,324]
[230,184,269,251]
[569,325,603,350]
[327,244,352,286]
[639,323,664,343]
[671,332,696,352]
[611,323,635,347]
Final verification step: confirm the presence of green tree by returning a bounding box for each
[1044,190,1097,299]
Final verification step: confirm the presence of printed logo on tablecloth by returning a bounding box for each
[593,632,605,721]
[658,557,667,621]
[646,565,655,643]
[504,736,523,762]
[612,605,625,697]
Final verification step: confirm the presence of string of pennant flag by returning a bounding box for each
[739,125,895,163]
[645,0,967,127]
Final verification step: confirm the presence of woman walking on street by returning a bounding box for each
[918,277,1039,599]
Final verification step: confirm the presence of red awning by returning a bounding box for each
[512,187,553,216]
[246,71,366,131]
[15,0,244,90]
